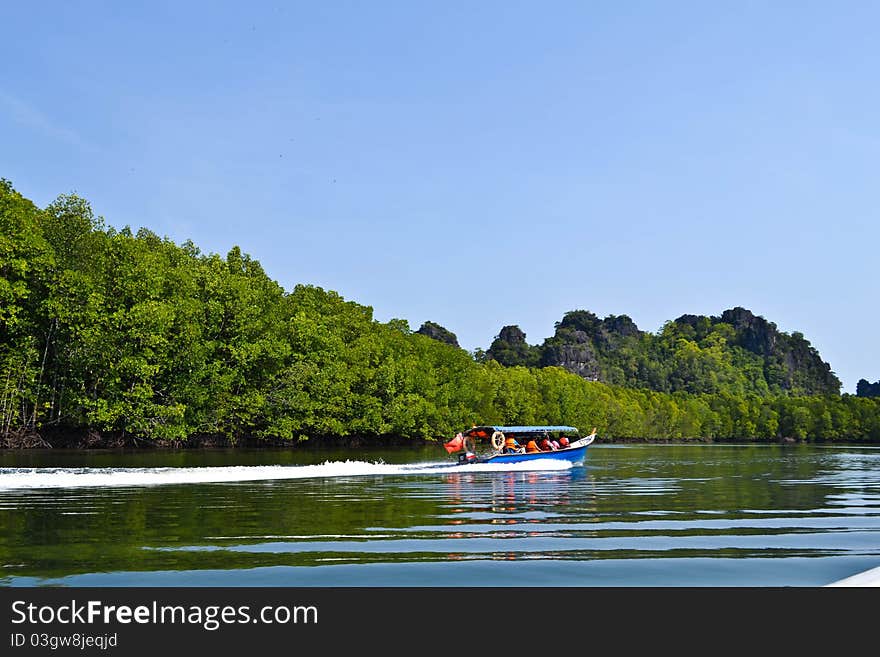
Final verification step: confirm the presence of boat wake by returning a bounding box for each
[0,459,572,490]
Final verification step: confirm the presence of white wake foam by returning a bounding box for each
[0,459,572,490]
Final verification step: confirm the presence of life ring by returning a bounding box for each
[463,436,476,453]
[491,431,505,451]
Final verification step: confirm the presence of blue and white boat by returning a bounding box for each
[444,425,596,466]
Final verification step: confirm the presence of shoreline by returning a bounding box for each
[0,428,870,450]
[0,429,428,451]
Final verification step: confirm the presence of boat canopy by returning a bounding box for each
[464,425,579,437]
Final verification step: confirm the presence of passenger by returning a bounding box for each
[559,435,570,448]
[541,438,559,452]
[525,439,541,453]
[503,435,523,454]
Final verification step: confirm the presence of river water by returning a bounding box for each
[1,443,878,587]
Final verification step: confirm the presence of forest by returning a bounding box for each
[2,179,879,447]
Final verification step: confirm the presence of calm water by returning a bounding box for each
[1,443,879,587]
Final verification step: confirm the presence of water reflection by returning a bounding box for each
[1,444,879,586]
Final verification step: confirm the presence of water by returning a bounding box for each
[1,443,879,587]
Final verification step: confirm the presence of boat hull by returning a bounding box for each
[478,443,589,466]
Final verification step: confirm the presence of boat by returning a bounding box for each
[443,425,596,466]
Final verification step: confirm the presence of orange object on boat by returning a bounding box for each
[444,433,464,453]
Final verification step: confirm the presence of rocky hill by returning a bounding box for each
[857,379,880,397]
[415,321,460,348]
[486,307,841,396]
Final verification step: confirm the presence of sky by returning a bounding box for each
[1,1,877,392]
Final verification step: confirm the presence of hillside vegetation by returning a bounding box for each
[485,308,840,396]
[2,180,878,446]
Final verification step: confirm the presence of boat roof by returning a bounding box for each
[466,425,579,435]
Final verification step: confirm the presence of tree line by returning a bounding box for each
[1,179,878,446]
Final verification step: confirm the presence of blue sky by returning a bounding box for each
[2,1,877,392]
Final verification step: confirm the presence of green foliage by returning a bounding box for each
[0,179,56,435]
[857,379,880,397]
[486,325,541,368]
[0,181,877,446]
[501,306,841,398]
